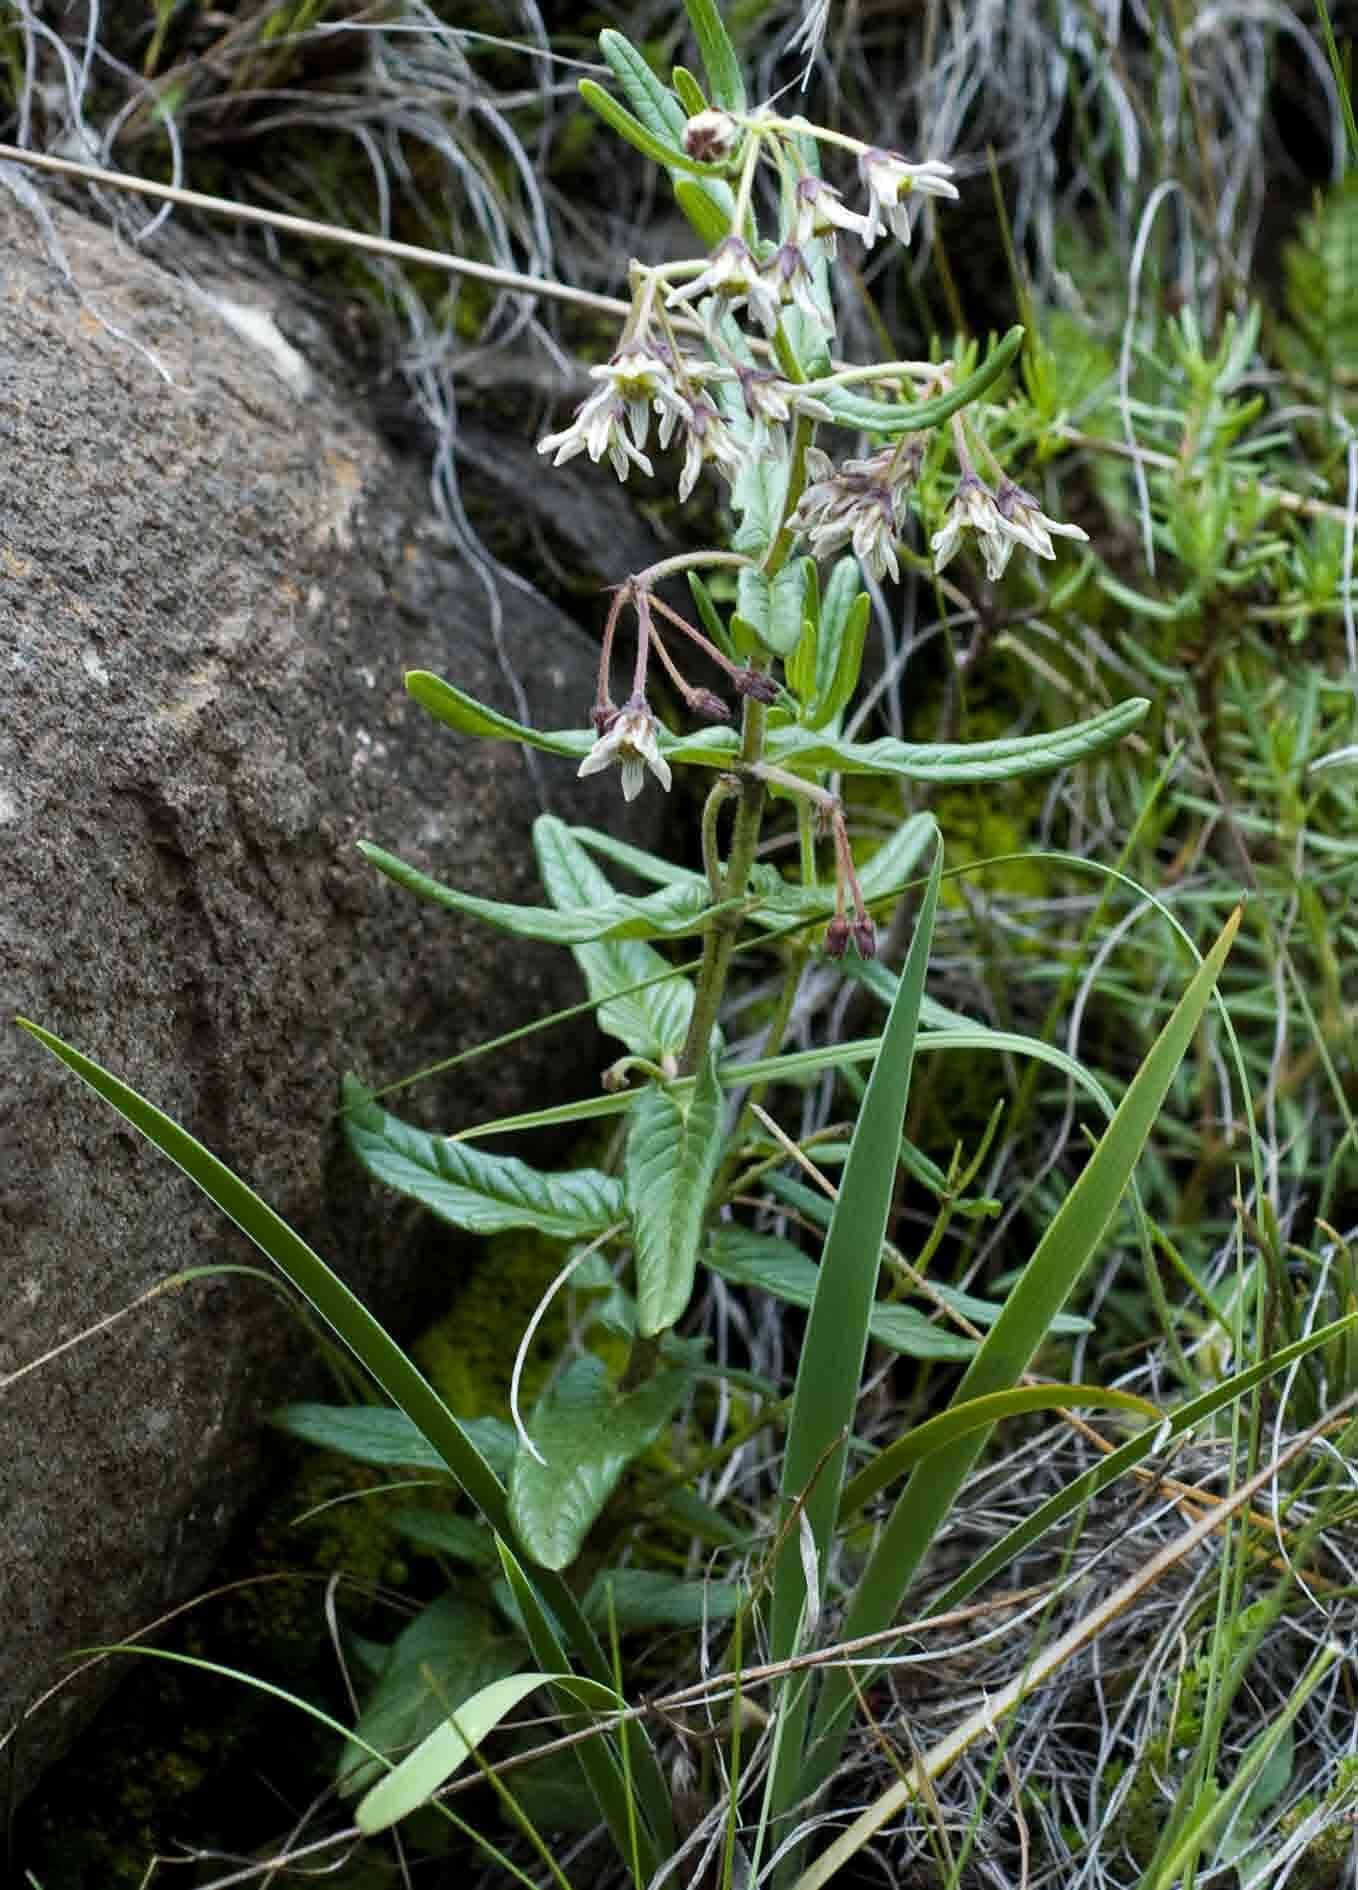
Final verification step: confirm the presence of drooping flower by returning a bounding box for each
[790,443,918,582]
[765,241,831,335]
[537,383,654,482]
[667,236,783,335]
[793,174,873,257]
[858,149,959,248]
[994,480,1090,560]
[588,339,684,452]
[577,696,673,802]
[929,473,1013,581]
[676,396,746,501]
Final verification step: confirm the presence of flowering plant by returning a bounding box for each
[23,5,1263,1887]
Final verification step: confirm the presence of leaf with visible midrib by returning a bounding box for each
[626,1050,725,1336]
[509,1356,690,1570]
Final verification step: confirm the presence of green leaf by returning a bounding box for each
[405,668,742,770]
[393,1509,501,1568]
[764,698,1149,782]
[802,902,1244,1795]
[765,835,942,1837]
[599,29,688,146]
[818,326,1025,437]
[272,1402,515,1480]
[805,591,869,731]
[837,1385,1161,1522]
[687,571,736,660]
[766,559,810,656]
[682,0,746,109]
[855,813,936,903]
[735,565,772,651]
[533,817,695,1061]
[340,1592,528,1797]
[18,1022,516,1534]
[670,63,708,115]
[356,1665,624,1834]
[706,1229,975,1360]
[583,1568,743,1630]
[732,451,786,559]
[359,842,727,943]
[509,1356,691,1570]
[626,1050,725,1336]
[674,175,734,248]
[342,1078,625,1239]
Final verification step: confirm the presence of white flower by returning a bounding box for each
[994,480,1090,559]
[667,236,783,335]
[588,339,683,451]
[930,474,1013,582]
[793,175,873,257]
[766,242,832,336]
[538,383,653,482]
[790,443,917,582]
[858,149,959,248]
[577,697,673,802]
[676,396,746,501]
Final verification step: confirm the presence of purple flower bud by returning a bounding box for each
[823,916,852,959]
[689,688,732,722]
[734,666,779,703]
[852,917,878,958]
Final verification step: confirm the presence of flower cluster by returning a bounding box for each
[931,474,1089,581]
[790,442,923,583]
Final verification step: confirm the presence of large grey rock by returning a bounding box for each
[0,185,663,1795]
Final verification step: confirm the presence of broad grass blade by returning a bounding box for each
[800,903,1243,1795]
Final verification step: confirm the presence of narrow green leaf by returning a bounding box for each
[494,1537,673,1871]
[735,565,772,651]
[342,1078,625,1238]
[405,668,742,771]
[18,1021,514,1533]
[764,698,1150,782]
[393,1510,501,1568]
[805,591,869,731]
[599,29,688,146]
[534,817,695,1061]
[837,1385,1161,1523]
[705,1229,975,1360]
[855,813,936,903]
[818,326,1025,437]
[682,0,746,109]
[764,836,942,1843]
[583,1568,743,1630]
[341,1592,527,1797]
[803,904,1244,1793]
[687,571,736,660]
[671,63,708,115]
[509,1357,691,1570]
[627,1050,725,1336]
[273,1402,515,1480]
[356,1666,624,1834]
[674,175,734,248]
[766,559,810,656]
[359,841,726,943]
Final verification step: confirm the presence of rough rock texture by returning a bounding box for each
[0,185,664,1796]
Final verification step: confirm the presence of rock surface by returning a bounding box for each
[0,184,662,1796]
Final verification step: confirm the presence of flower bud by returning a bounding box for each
[734,666,779,703]
[852,917,878,958]
[823,916,852,959]
[689,688,732,722]
[682,109,739,163]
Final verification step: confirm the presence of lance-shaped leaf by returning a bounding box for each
[682,0,746,109]
[356,1665,625,1834]
[763,697,1149,782]
[343,1079,625,1238]
[359,841,729,942]
[816,326,1025,437]
[273,1402,516,1479]
[509,1356,692,1570]
[734,564,772,650]
[405,669,741,769]
[534,816,696,1061]
[626,1049,725,1336]
[583,1567,744,1630]
[764,558,811,657]
[706,1229,975,1361]
[340,1591,528,1797]
[764,835,942,1847]
[800,902,1244,1800]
